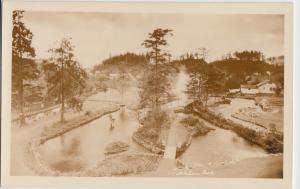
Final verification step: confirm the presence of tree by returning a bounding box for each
[186,67,208,105]
[141,28,173,110]
[139,65,171,109]
[12,10,38,125]
[45,38,87,122]
[234,50,264,62]
[187,71,200,100]
[198,47,209,61]
[205,65,225,96]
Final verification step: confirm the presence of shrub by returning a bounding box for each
[264,135,283,153]
[104,141,130,155]
[180,116,199,127]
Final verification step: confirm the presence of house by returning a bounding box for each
[240,84,258,94]
[257,80,277,94]
[240,80,277,95]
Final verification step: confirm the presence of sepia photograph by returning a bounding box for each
[1,1,294,188]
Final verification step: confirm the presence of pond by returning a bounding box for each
[178,118,268,168]
[39,107,146,173]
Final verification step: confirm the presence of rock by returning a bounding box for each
[104,141,130,155]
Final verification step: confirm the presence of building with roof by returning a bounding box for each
[240,84,258,94]
[230,80,277,95]
[257,80,277,94]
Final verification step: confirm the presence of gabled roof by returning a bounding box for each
[240,84,257,89]
[257,80,272,87]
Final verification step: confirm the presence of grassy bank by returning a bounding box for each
[132,131,165,154]
[132,110,169,154]
[39,105,120,144]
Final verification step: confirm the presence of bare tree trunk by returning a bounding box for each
[18,54,25,126]
[155,42,158,110]
[60,54,65,123]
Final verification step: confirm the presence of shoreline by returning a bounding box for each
[39,105,120,144]
[183,102,283,153]
[27,104,163,177]
[28,105,121,176]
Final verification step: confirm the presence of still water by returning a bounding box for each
[178,118,268,168]
[39,107,146,172]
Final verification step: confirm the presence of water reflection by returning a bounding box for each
[39,107,146,173]
[179,119,268,168]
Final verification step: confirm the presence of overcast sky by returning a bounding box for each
[22,12,284,68]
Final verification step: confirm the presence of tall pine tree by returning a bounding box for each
[141,28,173,110]
[12,10,39,125]
[44,38,88,123]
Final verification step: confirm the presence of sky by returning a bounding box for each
[22,12,284,68]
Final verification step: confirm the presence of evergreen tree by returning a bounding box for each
[141,28,173,110]
[186,69,208,105]
[12,10,38,125]
[139,65,171,109]
[44,38,88,122]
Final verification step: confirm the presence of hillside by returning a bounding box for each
[210,59,282,75]
[92,52,149,76]
[210,59,284,90]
